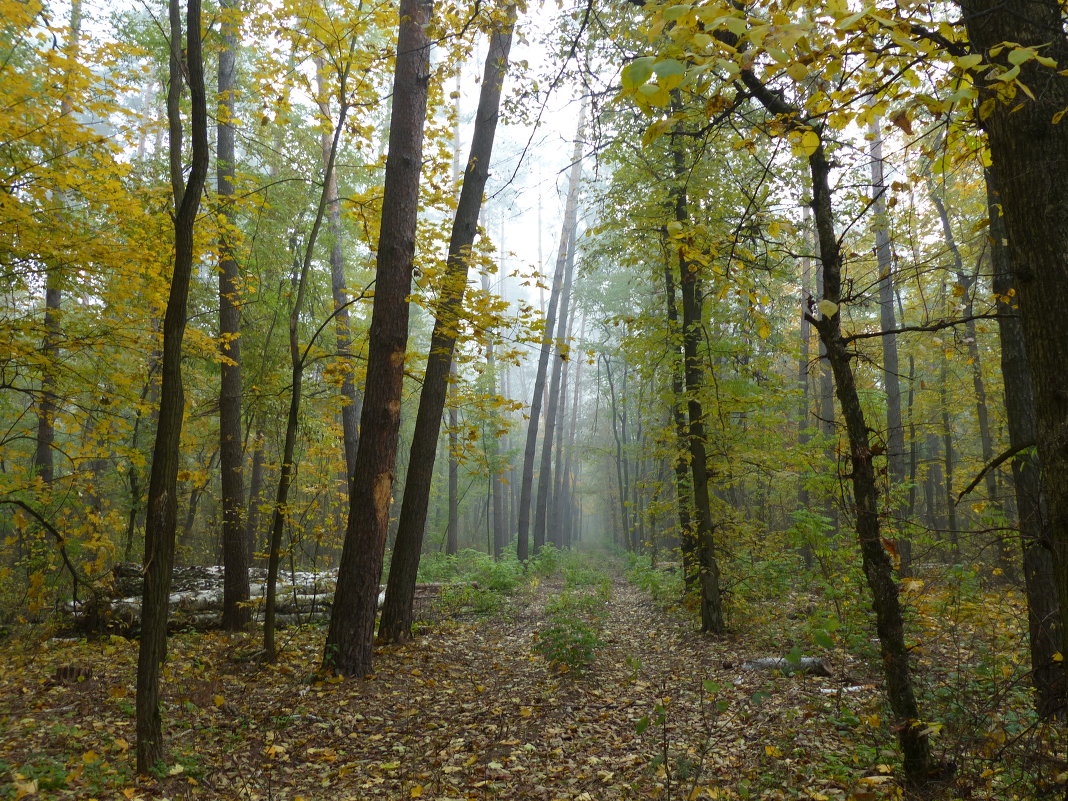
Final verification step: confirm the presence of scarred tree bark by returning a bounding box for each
[136,0,208,771]
[378,7,516,644]
[323,0,433,675]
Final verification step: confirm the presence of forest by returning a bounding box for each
[2,0,1068,796]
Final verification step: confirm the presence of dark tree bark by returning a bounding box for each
[217,0,250,631]
[669,140,725,633]
[736,69,932,785]
[323,0,433,676]
[378,10,515,643]
[135,0,208,771]
[958,0,1068,722]
[517,106,584,561]
[988,172,1064,717]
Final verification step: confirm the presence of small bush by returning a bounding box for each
[626,558,684,604]
[534,614,603,671]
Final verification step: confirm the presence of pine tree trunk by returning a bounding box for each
[377,12,515,643]
[323,0,433,676]
[136,0,208,771]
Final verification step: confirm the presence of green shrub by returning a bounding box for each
[534,614,603,671]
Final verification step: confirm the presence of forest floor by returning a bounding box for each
[0,556,1051,800]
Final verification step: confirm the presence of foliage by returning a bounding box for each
[626,555,685,606]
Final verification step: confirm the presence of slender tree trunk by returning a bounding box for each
[34,0,82,485]
[669,139,725,633]
[988,172,1064,717]
[533,216,577,550]
[315,57,361,484]
[486,275,508,557]
[448,388,459,555]
[517,105,584,561]
[217,0,250,631]
[323,0,433,676]
[378,12,516,643]
[262,243,311,661]
[736,67,931,785]
[797,205,814,565]
[929,173,1007,568]
[870,122,910,573]
[136,0,208,771]
[245,427,265,562]
[663,243,695,583]
[262,54,353,660]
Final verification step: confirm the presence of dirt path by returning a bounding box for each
[0,567,884,800]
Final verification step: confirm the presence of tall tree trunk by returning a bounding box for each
[796,205,814,565]
[669,139,726,633]
[323,0,433,676]
[136,0,208,771]
[736,69,932,785]
[663,241,695,584]
[315,57,362,484]
[870,122,910,573]
[378,11,516,643]
[928,172,1007,568]
[604,355,630,548]
[550,310,578,546]
[217,0,250,631]
[533,215,577,550]
[988,172,1064,717]
[262,243,312,661]
[34,0,82,485]
[486,273,508,557]
[517,105,584,561]
[245,427,265,562]
[958,0,1068,727]
[448,386,459,555]
[262,53,353,660]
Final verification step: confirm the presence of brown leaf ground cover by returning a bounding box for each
[0,559,1058,800]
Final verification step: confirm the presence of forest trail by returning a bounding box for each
[0,563,889,801]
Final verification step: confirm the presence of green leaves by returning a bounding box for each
[621,57,656,92]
